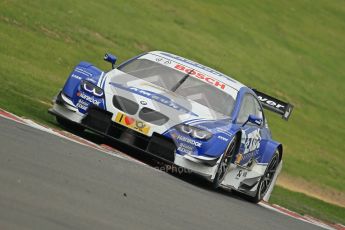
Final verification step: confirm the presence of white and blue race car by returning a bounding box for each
[49,51,293,203]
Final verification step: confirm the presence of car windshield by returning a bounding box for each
[118,58,236,117]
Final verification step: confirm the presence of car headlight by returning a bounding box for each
[81,80,104,97]
[176,124,213,140]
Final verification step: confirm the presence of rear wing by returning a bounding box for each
[252,89,294,120]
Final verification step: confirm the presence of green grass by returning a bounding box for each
[0,0,344,223]
[271,186,345,225]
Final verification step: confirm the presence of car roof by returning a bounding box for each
[148,51,246,91]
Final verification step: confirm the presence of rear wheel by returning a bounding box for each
[247,150,280,203]
[56,116,85,133]
[212,136,238,189]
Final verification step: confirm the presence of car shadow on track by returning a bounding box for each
[62,126,252,204]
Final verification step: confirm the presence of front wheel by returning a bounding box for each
[248,150,280,203]
[212,136,238,189]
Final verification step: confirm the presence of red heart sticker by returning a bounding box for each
[124,116,135,125]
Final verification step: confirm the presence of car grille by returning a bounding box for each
[112,95,139,115]
[139,107,169,125]
[82,108,175,162]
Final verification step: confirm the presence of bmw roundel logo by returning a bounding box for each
[136,121,145,129]
[140,101,147,105]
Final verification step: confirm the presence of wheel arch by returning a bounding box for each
[258,139,283,164]
[277,144,283,161]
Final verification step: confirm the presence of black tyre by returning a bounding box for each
[212,136,238,189]
[247,150,280,203]
[56,116,85,133]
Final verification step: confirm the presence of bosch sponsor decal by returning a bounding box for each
[176,135,202,147]
[76,91,102,106]
[109,82,197,116]
[141,54,238,96]
[159,52,235,82]
[153,55,228,91]
[174,64,227,90]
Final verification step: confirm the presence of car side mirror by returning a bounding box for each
[243,114,263,127]
[104,53,117,69]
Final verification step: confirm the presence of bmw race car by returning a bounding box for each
[49,51,293,203]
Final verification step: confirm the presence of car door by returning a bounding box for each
[235,93,264,167]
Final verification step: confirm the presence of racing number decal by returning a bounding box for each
[238,129,261,165]
[242,129,261,154]
[115,112,150,135]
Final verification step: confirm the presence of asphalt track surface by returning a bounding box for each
[0,116,322,230]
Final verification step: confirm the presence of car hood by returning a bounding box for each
[102,70,229,135]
